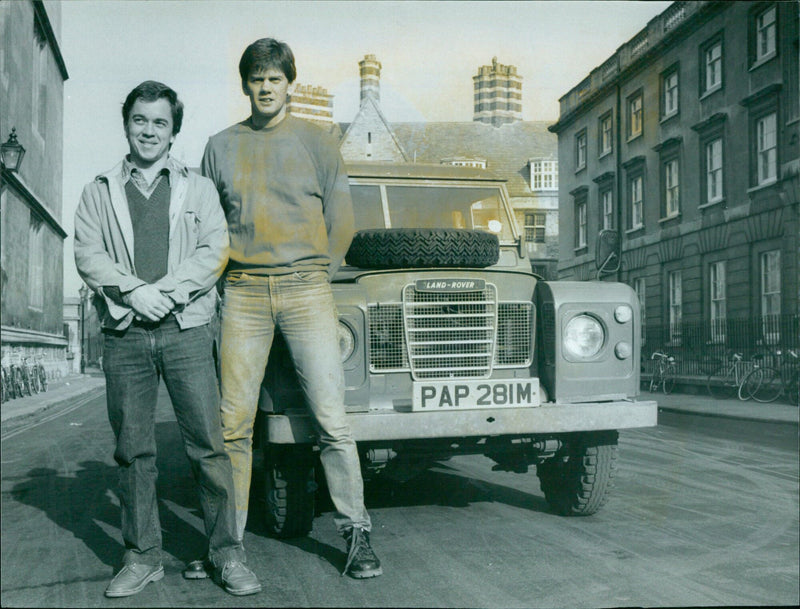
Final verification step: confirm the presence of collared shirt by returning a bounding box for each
[121,155,182,197]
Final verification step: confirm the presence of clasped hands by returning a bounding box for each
[124,284,175,322]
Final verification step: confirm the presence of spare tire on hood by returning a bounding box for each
[345,228,500,269]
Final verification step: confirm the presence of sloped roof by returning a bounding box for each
[340,96,409,161]
[337,120,557,197]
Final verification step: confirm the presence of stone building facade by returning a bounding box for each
[549,1,798,353]
[1,0,70,379]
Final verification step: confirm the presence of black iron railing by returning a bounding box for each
[640,314,799,378]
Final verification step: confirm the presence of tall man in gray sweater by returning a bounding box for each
[201,38,381,578]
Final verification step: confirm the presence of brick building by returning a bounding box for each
[549,1,798,364]
[473,56,523,126]
[287,84,334,128]
[1,0,70,379]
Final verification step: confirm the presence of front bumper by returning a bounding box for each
[264,399,658,444]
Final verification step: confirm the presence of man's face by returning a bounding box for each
[124,98,174,168]
[243,67,291,126]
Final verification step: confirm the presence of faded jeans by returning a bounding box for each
[103,317,244,569]
[219,270,371,537]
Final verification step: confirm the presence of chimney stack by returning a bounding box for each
[359,54,381,105]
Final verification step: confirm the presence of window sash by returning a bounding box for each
[524,212,546,243]
[630,176,643,228]
[601,116,612,153]
[602,190,613,230]
[576,202,587,248]
[757,113,777,184]
[669,271,682,340]
[629,96,643,136]
[761,250,781,316]
[576,134,587,168]
[757,6,776,60]
[706,139,723,202]
[665,159,679,216]
[531,160,557,190]
[664,72,678,115]
[705,42,722,90]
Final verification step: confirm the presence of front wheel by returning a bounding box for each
[264,444,317,538]
[745,367,783,403]
[662,365,676,394]
[536,431,618,516]
[707,365,736,399]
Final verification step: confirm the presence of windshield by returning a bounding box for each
[350,183,516,242]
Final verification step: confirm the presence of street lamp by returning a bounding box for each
[79,284,88,373]
[0,128,26,172]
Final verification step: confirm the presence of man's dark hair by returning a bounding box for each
[121,81,184,135]
[239,38,296,84]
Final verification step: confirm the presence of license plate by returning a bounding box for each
[412,379,540,411]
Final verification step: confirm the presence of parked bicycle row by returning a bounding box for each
[1,355,49,403]
[646,349,799,406]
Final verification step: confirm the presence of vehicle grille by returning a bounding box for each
[367,284,532,380]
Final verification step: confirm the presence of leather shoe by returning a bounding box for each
[213,560,261,596]
[105,563,164,597]
[182,559,210,579]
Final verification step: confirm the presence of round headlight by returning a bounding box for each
[337,321,356,362]
[564,314,605,359]
[614,305,633,324]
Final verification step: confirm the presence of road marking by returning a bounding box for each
[0,388,105,441]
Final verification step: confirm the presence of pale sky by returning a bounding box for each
[61,0,672,295]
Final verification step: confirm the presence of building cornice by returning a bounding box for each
[1,325,68,346]
[1,168,67,238]
[652,136,683,152]
[592,171,615,184]
[690,112,727,132]
[622,155,646,170]
[739,83,782,108]
[32,1,69,81]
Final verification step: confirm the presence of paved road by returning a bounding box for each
[1,385,797,607]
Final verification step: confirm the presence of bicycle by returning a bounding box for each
[706,352,762,400]
[649,351,677,394]
[21,357,39,394]
[741,349,800,405]
[34,355,48,392]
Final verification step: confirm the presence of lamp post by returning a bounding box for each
[79,284,88,373]
[0,128,26,172]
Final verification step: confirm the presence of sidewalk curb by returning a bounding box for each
[657,405,799,426]
[1,376,106,425]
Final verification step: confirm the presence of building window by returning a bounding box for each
[701,38,723,94]
[575,199,587,249]
[761,250,781,317]
[32,20,47,140]
[628,92,643,139]
[524,212,546,243]
[761,249,781,343]
[575,130,587,171]
[755,5,777,63]
[601,189,613,230]
[28,218,44,310]
[599,113,613,156]
[530,160,558,190]
[661,67,679,118]
[629,174,644,230]
[710,261,726,342]
[705,138,724,204]
[668,270,682,343]
[756,112,777,185]
[663,158,680,217]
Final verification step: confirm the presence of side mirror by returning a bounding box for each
[595,229,620,278]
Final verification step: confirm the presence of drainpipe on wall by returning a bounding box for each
[615,83,623,283]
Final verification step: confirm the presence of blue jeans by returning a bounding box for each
[219,270,371,536]
[103,317,244,569]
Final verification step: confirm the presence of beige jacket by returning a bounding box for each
[74,158,229,330]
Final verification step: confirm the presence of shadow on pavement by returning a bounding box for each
[9,421,218,570]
